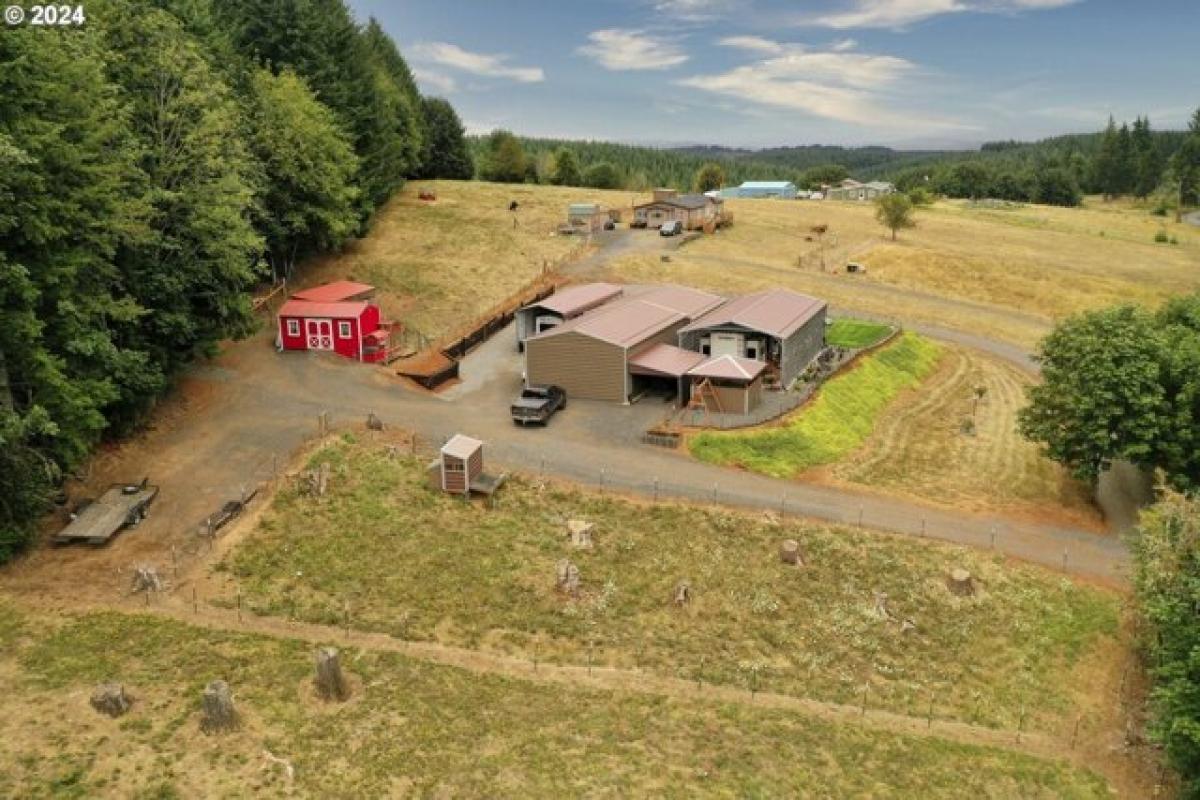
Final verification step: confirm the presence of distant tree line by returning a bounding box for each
[0,0,470,559]
[469,113,1200,211]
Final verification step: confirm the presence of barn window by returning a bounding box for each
[286,319,300,336]
[338,321,352,338]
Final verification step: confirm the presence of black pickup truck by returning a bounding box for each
[511,384,567,425]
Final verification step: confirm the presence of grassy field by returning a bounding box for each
[608,196,1200,348]
[825,318,895,348]
[303,180,633,340]
[691,333,943,477]
[0,602,1113,798]
[220,435,1119,733]
[826,344,1099,524]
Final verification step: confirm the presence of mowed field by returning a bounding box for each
[222,436,1119,736]
[0,602,1115,799]
[303,180,634,341]
[609,196,1200,348]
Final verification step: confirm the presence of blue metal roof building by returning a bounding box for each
[729,181,798,199]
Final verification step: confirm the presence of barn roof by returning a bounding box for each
[739,181,796,189]
[292,281,375,302]
[635,193,716,211]
[628,343,706,377]
[531,285,724,349]
[528,283,623,316]
[689,354,767,381]
[441,434,483,459]
[278,299,369,319]
[679,289,825,339]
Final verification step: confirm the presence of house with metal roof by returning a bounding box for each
[514,282,624,349]
[523,285,725,403]
[632,189,724,231]
[678,288,827,387]
[825,179,895,202]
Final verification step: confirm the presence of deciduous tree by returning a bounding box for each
[874,193,915,240]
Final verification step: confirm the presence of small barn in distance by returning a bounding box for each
[678,288,827,388]
[825,179,895,202]
[277,281,391,363]
[515,283,623,350]
[727,181,798,199]
[565,202,614,232]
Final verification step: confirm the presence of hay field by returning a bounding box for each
[0,602,1113,798]
[223,436,1119,733]
[610,196,1200,348]
[303,180,634,340]
[826,345,1100,526]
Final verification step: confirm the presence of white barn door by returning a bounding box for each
[306,318,333,350]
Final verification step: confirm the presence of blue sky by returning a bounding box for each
[348,0,1198,149]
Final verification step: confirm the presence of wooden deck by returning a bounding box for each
[54,483,159,545]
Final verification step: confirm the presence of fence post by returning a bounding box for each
[1062,548,1069,572]
[237,591,242,622]
[653,477,659,502]
[858,505,864,526]
[991,525,997,550]
[192,586,197,614]
[1070,715,1081,749]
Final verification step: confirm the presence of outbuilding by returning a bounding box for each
[515,283,624,350]
[277,281,390,363]
[632,189,723,230]
[825,179,895,202]
[687,354,767,414]
[566,202,612,232]
[438,434,484,495]
[678,288,826,388]
[732,181,798,199]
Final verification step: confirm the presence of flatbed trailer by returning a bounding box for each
[54,482,159,545]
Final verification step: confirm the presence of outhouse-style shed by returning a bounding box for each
[439,434,484,495]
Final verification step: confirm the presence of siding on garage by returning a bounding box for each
[525,330,627,402]
[779,307,827,386]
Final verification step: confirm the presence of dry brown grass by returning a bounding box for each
[820,346,1100,528]
[303,180,634,340]
[610,195,1200,348]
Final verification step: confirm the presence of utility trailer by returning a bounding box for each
[54,482,159,545]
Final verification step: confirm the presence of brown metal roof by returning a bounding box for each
[292,281,375,302]
[528,283,623,317]
[278,299,369,319]
[442,434,483,459]
[688,354,768,381]
[531,285,724,349]
[679,289,826,339]
[628,343,706,377]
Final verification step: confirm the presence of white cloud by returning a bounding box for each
[578,29,689,71]
[830,38,858,51]
[653,0,741,21]
[410,42,544,83]
[412,68,457,94]
[811,0,1079,29]
[681,37,975,133]
[718,35,784,54]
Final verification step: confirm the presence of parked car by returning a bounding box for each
[603,219,616,230]
[511,384,567,425]
[659,220,683,236]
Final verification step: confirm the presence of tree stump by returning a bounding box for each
[674,581,692,607]
[872,591,894,620]
[566,520,594,549]
[201,680,239,733]
[366,412,384,431]
[555,559,580,597]
[947,568,975,597]
[314,647,350,702]
[90,682,132,718]
[131,565,163,594]
[779,539,804,567]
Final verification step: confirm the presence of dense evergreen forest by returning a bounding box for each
[0,0,472,557]
[474,114,1200,209]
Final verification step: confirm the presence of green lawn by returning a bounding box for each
[691,332,943,477]
[825,318,895,348]
[0,602,1113,798]
[221,435,1119,732]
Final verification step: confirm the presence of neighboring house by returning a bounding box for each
[731,181,798,199]
[632,189,724,230]
[514,282,624,350]
[523,285,725,403]
[825,179,896,202]
[277,281,390,363]
[677,288,827,388]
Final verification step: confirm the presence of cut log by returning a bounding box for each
[947,568,975,597]
[779,539,804,566]
[366,412,384,431]
[131,565,163,594]
[872,591,894,620]
[314,647,350,702]
[555,559,580,596]
[674,581,692,607]
[566,519,594,549]
[200,680,239,733]
[90,682,132,717]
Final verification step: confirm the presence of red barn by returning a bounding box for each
[277,281,391,363]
